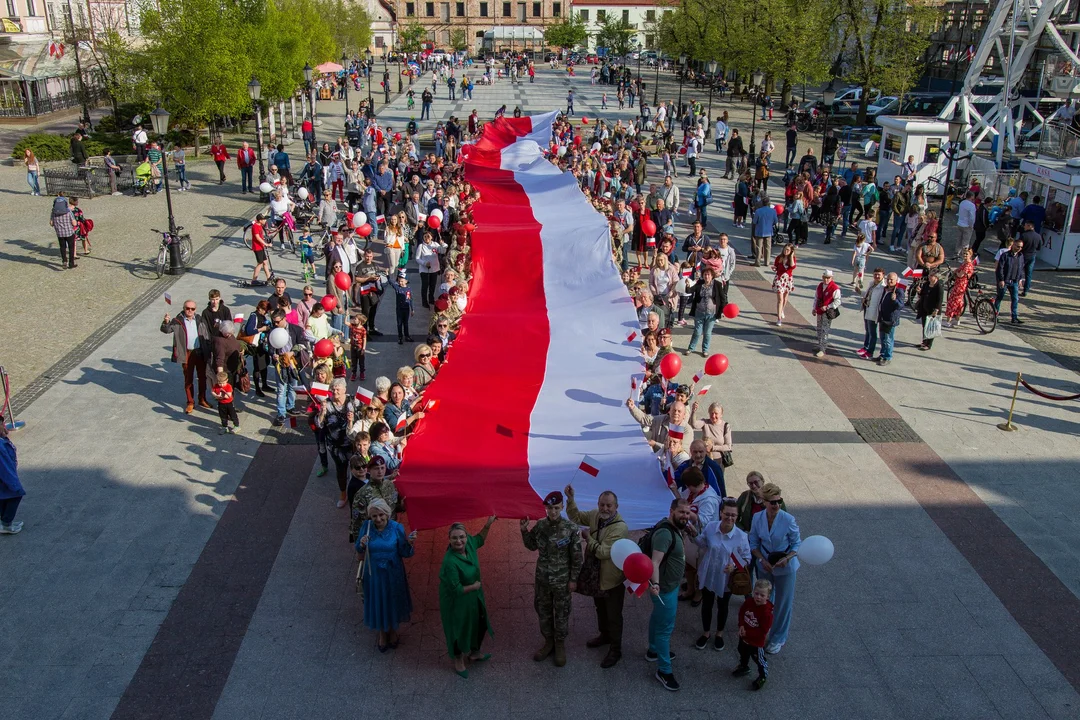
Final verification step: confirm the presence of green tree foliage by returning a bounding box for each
[399,22,428,53]
[450,28,468,52]
[317,0,373,59]
[593,16,635,57]
[544,17,588,49]
[836,0,937,123]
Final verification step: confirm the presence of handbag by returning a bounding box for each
[574,550,603,597]
[727,553,752,596]
[924,315,942,340]
[825,306,840,320]
[237,366,251,394]
[767,546,791,566]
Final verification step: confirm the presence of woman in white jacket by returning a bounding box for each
[692,498,751,650]
[415,230,447,308]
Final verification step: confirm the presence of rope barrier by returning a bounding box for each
[1019,378,1080,402]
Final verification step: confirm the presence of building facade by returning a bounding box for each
[571,0,674,52]
[393,0,565,53]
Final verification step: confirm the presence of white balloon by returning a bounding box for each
[268,327,290,349]
[557,146,567,157]
[674,278,687,295]
[296,186,309,200]
[455,296,467,311]
[352,211,367,227]
[259,182,273,194]
[611,538,639,570]
[430,208,444,221]
[798,535,834,566]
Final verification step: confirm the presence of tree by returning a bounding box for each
[593,16,635,58]
[450,28,468,52]
[399,22,428,53]
[544,16,588,50]
[316,0,373,59]
[836,0,937,123]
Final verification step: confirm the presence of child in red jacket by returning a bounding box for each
[733,579,774,690]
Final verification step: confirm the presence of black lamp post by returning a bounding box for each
[248,77,268,201]
[820,81,836,166]
[149,104,182,274]
[365,49,374,117]
[677,53,687,118]
[940,106,970,220]
[652,53,660,107]
[397,54,403,92]
[382,50,390,104]
[705,60,717,138]
[303,63,316,146]
[749,69,763,157]
[341,52,350,115]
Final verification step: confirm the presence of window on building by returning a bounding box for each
[553,2,560,17]
[597,9,606,21]
[578,9,588,21]
[405,1,415,16]
[26,0,36,16]
[440,2,449,21]
[502,2,510,16]
[442,29,450,44]
[645,35,654,49]
[622,9,629,22]
[456,1,464,16]
[479,1,488,16]
[646,9,655,21]
[6,0,17,16]
[532,1,540,17]
[375,36,385,48]
[516,2,525,21]
[425,2,434,17]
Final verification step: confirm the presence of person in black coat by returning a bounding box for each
[916,273,944,351]
[876,273,906,366]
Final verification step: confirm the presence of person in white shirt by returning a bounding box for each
[856,216,878,246]
[857,268,886,359]
[955,191,977,257]
[691,498,751,650]
[714,118,728,153]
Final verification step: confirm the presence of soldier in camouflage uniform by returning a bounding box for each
[521,490,583,667]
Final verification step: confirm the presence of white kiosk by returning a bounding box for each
[875,116,950,190]
[1016,156,1080,269]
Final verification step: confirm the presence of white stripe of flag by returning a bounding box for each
[355,386,374,405]
[310,382,330,398]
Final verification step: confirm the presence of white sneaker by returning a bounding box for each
[765,643,782,655]
[814,350,825,358]
[0,521,23,534]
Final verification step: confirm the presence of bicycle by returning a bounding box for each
[905,262,997,334]
[153,226,193,278]
[268,217,296,255]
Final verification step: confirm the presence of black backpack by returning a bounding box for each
[638,519,677,563]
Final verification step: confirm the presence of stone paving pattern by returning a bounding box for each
[0,67,1078,720]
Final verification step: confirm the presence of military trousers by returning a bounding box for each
[534,578,571,640]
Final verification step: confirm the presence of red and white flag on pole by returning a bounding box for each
[395,412,408,432]
[578,455,601,477]
[692,372,702,384]
[375,214,386,224]
[697,385,712,396]
[646,236,656,248]
[355,386,374,405]
[359,282,379,295]
[309,382,331,398]
[667,424,685,441]
[681,267,693,278]
[164,293,172,305]
[425,399,440,411]
[902,266,924,279]
[233,314,245,323]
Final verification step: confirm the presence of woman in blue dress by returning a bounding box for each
[748,482,801,655]
[355,498,416,652]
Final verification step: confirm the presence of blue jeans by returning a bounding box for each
[0,496,21,524]
[240,166,253,192]
[687,314,716,354]
[176,164,188,186]
[862,319,878,355]
[995,281,1020,319]
[620,240,630,272]
[757,567,796,648]
[698,205,709,227]
[274,366,299,419]
[891,215,906,246]
[648,588,678,674]
[27,171,40,194]
[840,205,852,237]
[785,146,796,167]
[1023,256,1036,294]
[878,213,890,245]
[878,322,897,360]
[421,102,431,120]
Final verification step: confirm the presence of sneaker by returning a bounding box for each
[645,649,676,662]
[0,521,23,534]
[765,643,782,655]
[359,372,366,381]
[272,416,286,427]
[877,358,890,366]
[856,348,868,358]
[814,350,825,358]
[233,425,240,432]
[714,635,725,651]
[316,466,328,477]
[654,670,680,691]
[694,635,709,650]
[753,676,767,691]
[732,665,751,677]
[1011,318,1024,324]
[220,427,228,435]
[287,407,304,416]
[335,498,347,508]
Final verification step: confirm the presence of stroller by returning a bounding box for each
[134,160,153,196]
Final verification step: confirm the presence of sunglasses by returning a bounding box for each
[766,499,782,506]
[183,307,197,311]
[419,353,432,359]
[303,292,313,297]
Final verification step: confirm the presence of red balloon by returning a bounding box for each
[704,353,730,376]
[356,223,373,238]
[320,294,337,312]
[722,303,740,319]
[314,338,335,358]
[427,215,442,229]
[394,132,402,141]
[774,204,784,215]
[581,116,589,125]
[573,135,582,145]
[623,552,653,584]
[434,298,449,311]
[640,217,657,237]
[659,352,682,380]
[464,222,476,232]
[334,271,352,291]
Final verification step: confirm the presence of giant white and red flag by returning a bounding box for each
[396,112,669,529]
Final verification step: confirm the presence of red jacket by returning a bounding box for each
[236,147,256,169]
[738,598,774,648]
[210,144,230,162]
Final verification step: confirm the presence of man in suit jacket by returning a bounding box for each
[160,300,213,413]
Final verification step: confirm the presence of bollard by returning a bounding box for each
[997,371,1021,432]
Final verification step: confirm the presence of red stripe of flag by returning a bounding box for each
[355,386,374,405]
[310,382,330,398]
[626,330,638,343]
[578,454,601,477]
[667,424,685,440]
[395,412,408,432]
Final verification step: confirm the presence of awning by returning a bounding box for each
[0,35,85,81]
[484,26,545,41]
[316,61,343,74]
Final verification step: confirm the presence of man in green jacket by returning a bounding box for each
[565,484,629,668]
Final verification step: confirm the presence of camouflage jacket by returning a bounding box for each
[521,516,582,586]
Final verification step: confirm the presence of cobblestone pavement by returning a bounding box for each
[1,67,1079,720]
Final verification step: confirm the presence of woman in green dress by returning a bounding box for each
[439,516,497,678]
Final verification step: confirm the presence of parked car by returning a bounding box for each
[586,53,599,64]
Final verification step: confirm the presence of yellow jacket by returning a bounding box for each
[566,498,629,591]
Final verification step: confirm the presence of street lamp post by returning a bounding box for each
[365,49,374,118]
[749,69,764,157]
[382,50,390,105]
[342,52,350,114]
[303,63,316,146]
[705,60,717,138]
[248,77,268,201]
[940,106,970,220]
[820,81,836,166]
[398,55,403,92]
[677,54,687,118]
[149,105,181,275]
[652,54,660,107]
